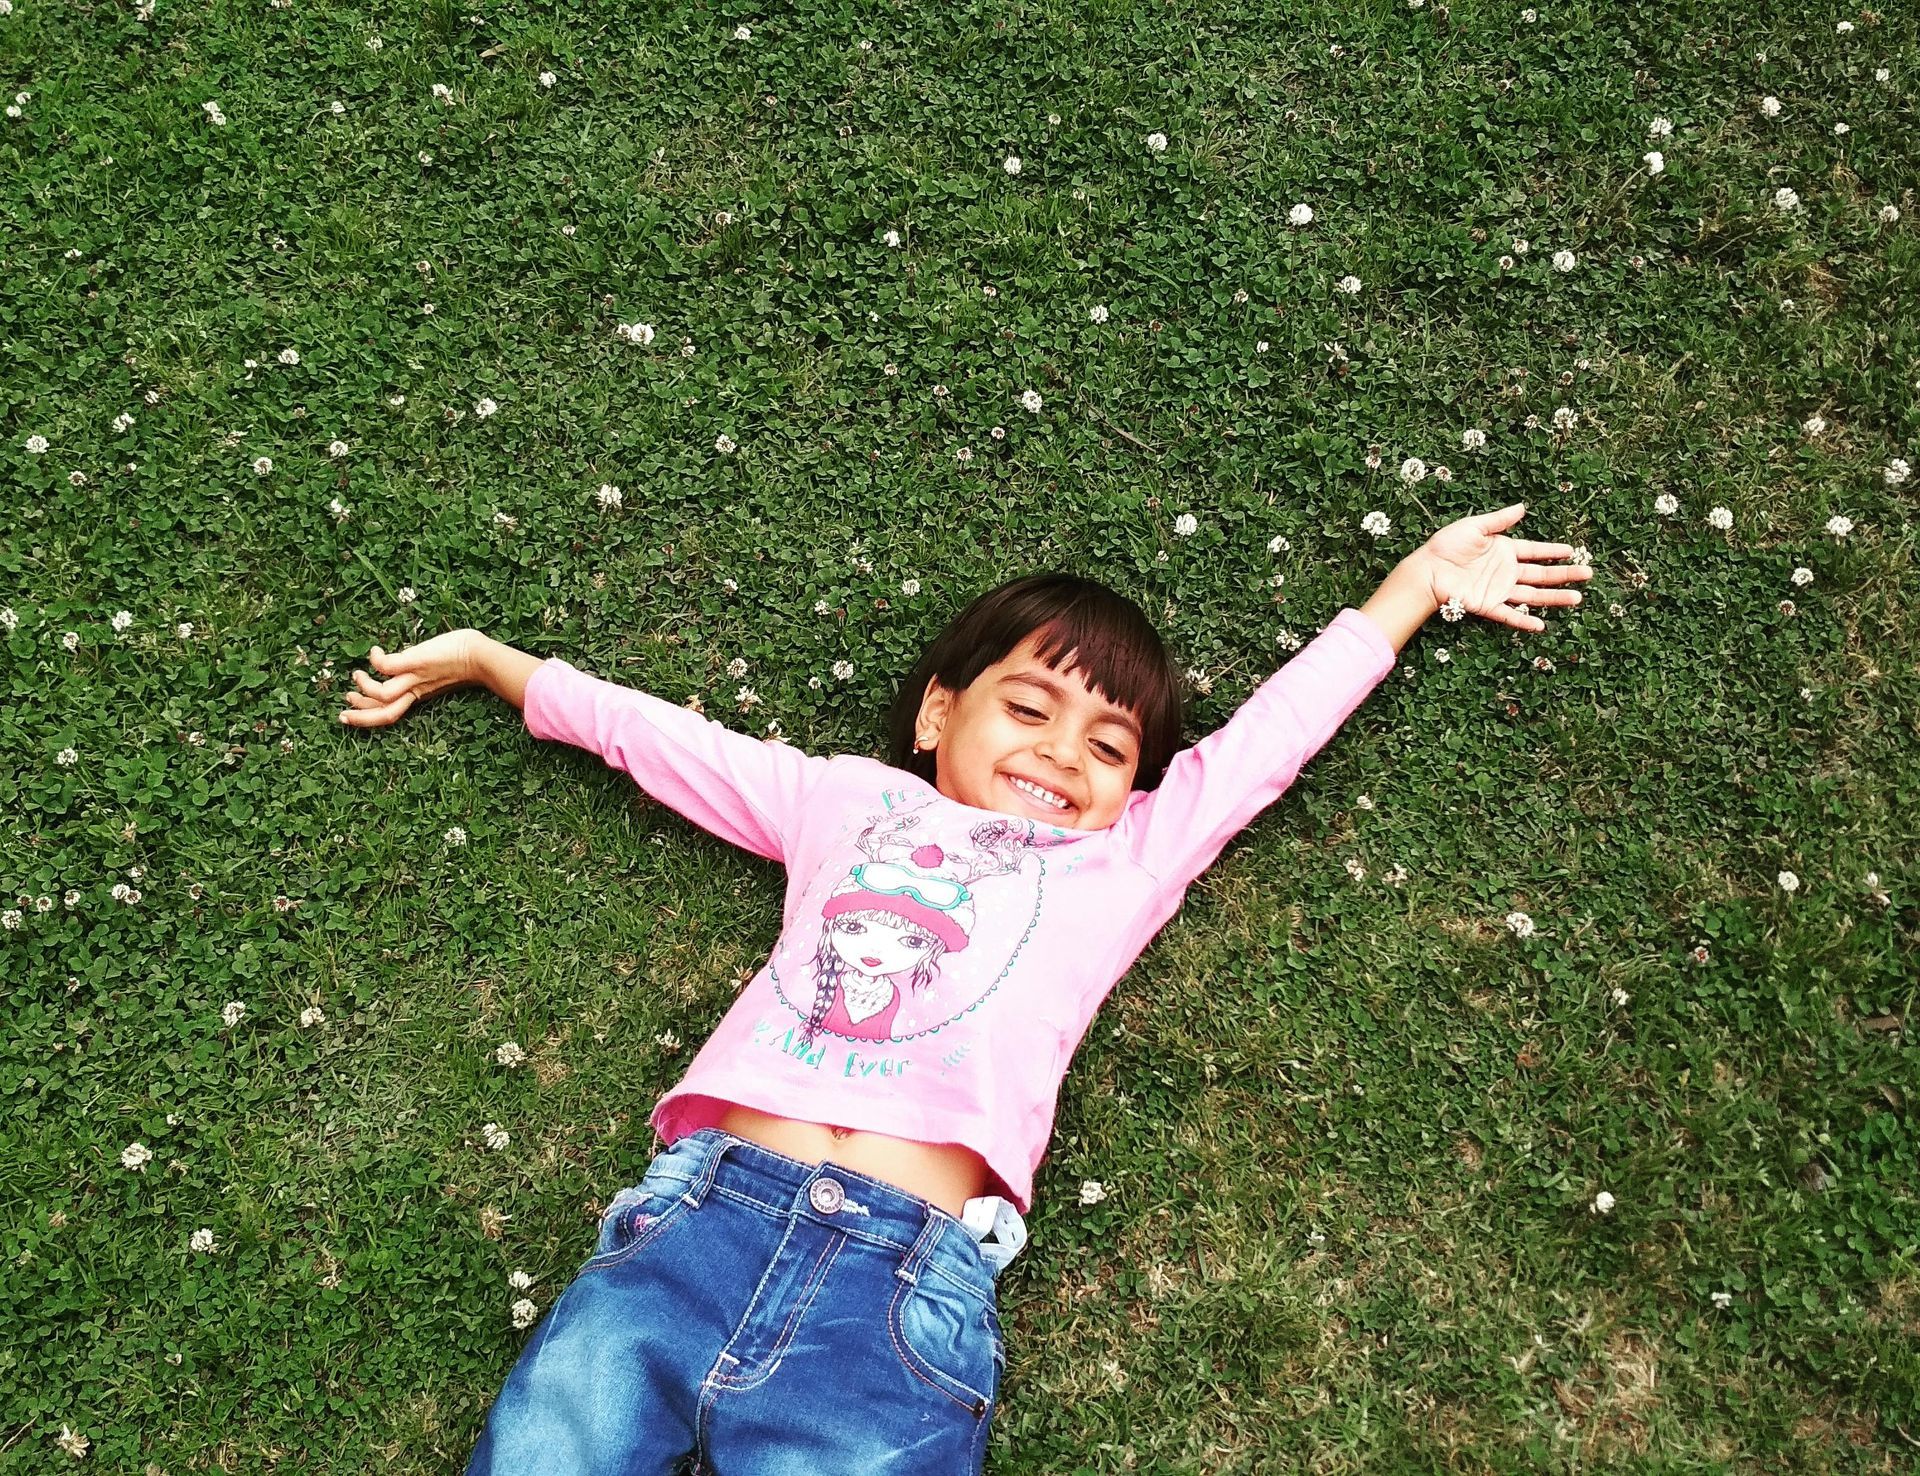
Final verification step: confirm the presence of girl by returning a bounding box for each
[339,502,1590,1474]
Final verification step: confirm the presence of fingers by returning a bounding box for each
[1517,562,1593,584]
[353,667,420,699]
[1512,584,1583,606]
[1499,604,1548,632]
[1511,541,1578,560]
[338,689,418,727]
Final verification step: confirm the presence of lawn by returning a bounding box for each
[1,0,1915,1470]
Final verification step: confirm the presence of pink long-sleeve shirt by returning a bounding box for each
[522,606,1397,1213]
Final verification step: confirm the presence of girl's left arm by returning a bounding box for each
[1358,552,1441,655]
[1114,503,1591,890]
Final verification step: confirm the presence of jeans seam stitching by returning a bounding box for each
[888,1266,990,1413]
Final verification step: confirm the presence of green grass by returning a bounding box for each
[2,0,1916,1470]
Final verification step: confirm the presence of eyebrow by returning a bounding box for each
[997,672,1143,744]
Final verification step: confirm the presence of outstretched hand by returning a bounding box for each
[1419,503,1592,633]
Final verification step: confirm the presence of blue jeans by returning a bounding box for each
[465,1128,1006,1474]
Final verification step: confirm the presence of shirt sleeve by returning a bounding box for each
[521,657,831,865]
[1112,607,1398,890]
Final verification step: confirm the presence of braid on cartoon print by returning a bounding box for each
[796,910,947,1050]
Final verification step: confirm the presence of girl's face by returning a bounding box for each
[828,915,933,977]
[913,632,1143,832]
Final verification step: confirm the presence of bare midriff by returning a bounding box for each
[712,1103,993,1220]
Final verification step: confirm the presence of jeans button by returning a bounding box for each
[809,1177,844,1215]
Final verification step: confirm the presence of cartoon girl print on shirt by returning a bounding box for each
[792,810,1037,1050]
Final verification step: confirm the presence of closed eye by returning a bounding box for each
[1005,703,1128,763]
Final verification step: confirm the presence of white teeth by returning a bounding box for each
[1010,776,1068,809]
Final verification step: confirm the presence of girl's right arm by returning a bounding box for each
[341,630,831,865]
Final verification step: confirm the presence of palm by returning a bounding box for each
[1421,503,1592,632]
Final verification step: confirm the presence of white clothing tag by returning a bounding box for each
[959,1195,1028,1274]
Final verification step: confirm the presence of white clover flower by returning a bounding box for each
[432,83,453,103]
[1835,19,1853,32]
[1088,304,1109,323]
[831,659,854,681]
[1833,121,1850,136]
[445,825,468,846]
[25,433,49,454]
[327,439,349,458]
[190,1228,216,1253]
[482,1121,510,1151]
[1020,389,1043,413]
[1288,202,1314,227]
[813,599,830,615]
[1361,510,1392,538]
[1439,594,1466,622]
[474,397,498,419]
[1145,131,1169,154]
[1609,986,1631,1006]
[539,70,556,88]
[1520,8,1537,20]
[1655,492,1679,515]
[1773,187,1800,211]
[1256,340,1269,353]
[1875,67,1889,83]
[712,210,732,227]
[726,656,748,679]
[1433,464,1453,483]
[1505,911,1535,938]
[62,631,79,651]
[511,1297,539,1329]
[736,685,760,708]
[1162,512,1195,539]
[55,745,79,768]
[596,483,622,508]
[1345,857,1366,880]
[1552,249,1576,272]
[1648,116,1673,138]
[1399,456,1427,483]
[0,909,19,930]
[1079,1179,1108,1206]
[1885,458,1912,486]
[252,456,272,475]
[398,586,416,603]
[1590,1190,1616,1214]
[1003,155,1021,175]
[507,1269,534,1291]
[1882,205,1901,223]
[1553,405,1579,431]
[714,433,737,454]
[733,24,751,40]
[901,577,921,596]
[1644,151,1665,174]
[1707,506,1733,530]
[330,498,350,521]
[0,607,15,632]
[1498,254,1515,270]
[1337,274,1362,294]
[494,1041,527,1067]
[122,1141,154,1171]
[1711,1290,1733,1309]
[1512,237,1530,255]
[1232,288,1249,305]
[112,411,135,434]
[278,347,300,366]
[1268,533,1290,553]
[1824,514,1853,538]
[1760,95,1782,118]
[222,1000,246,1028]
[110,610,133,633]
[883,228,901,248]
[1462,427,1488,451]
[1803,414,1827,435]
[1777,870,1800,893]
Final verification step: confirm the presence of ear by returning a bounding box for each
[915,674,951,742]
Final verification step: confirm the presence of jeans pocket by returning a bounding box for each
[583,1163,695,1272]
[888,1270,1000,1418]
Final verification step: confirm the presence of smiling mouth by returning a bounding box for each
[1003,772,1073,813]
[861,957,882,968]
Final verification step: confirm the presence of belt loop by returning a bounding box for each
[682,1130,737,1210]
[895,1206,942,1285]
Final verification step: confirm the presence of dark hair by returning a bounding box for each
[885,573,1186,793]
